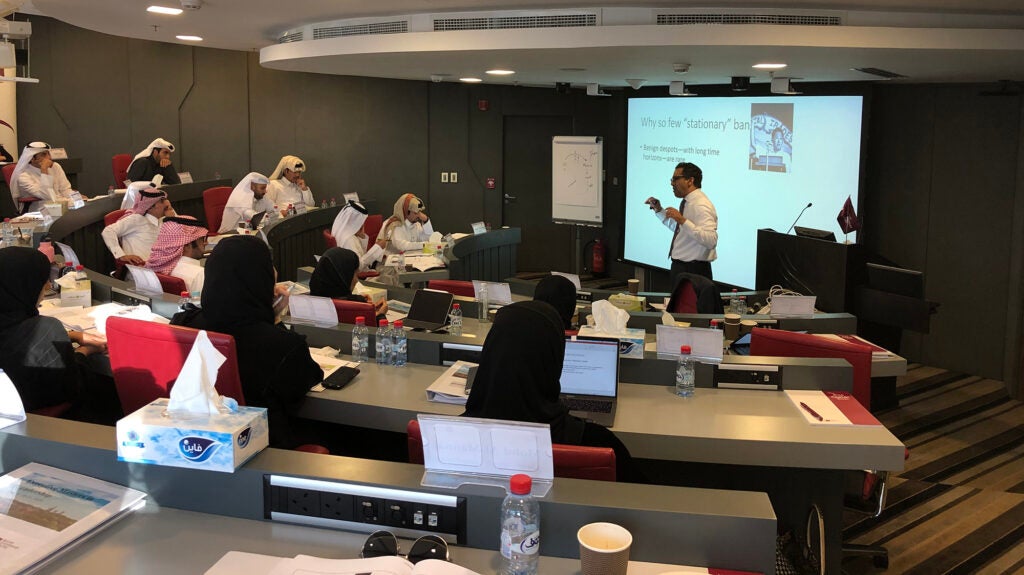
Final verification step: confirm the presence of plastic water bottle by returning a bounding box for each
[375,319,391,365]
[330,197,337,207]
[321,199,328,209]
[478,284,490,323]
[352,316,369,362]
[58,262,74,278]
[1,218,15,247]
[397,251,405,269]
[735,295,748,316]
[74,264,87,281]
[500,474,540,575]
[729,289,740,314]
[190,291,202,308]
[392,320,407,367]
[178,291,191,311]
[676,345,695,397]
[449,303,463,336]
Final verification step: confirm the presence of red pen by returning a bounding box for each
[799,401,824,421]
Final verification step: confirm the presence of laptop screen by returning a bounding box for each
[407,289,454,324]
[560,337,619,398]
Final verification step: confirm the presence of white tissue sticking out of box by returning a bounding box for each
[592,299,630,332]
[662,310,676,325]
[166,330,237,416]
[55,273,78,291]
[0,370,26,429]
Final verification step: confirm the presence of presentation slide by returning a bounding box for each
[624,96,864,288]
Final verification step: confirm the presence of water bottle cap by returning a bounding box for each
[355,316,365,325]
[378,319,388,326]
[75,265,84,271]
[680,345,691,354]
[453,303,460,309]
[710,319,718,326]
[509,474,532,495]
[180,291,190,297]
[3,218,9,222]
[394,320,403,328]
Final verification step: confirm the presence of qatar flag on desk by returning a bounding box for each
[837,195,861,234]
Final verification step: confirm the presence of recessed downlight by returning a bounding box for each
[486,69,515,76]
[176,35,203,41]
[753,63,787,70]
[459,77,483,83]
[147,5,184,15]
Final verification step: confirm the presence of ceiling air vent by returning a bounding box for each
[278,31,304,44]
[657,13,841,26]
[434,13,596,31]
[852,67,908,79]
[313,20,408,40]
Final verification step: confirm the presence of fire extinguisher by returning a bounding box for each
[583,238,606,276]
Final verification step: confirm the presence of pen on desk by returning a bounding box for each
[799,401,824,421]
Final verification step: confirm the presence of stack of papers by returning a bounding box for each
[425,360,477,404]
[401,253,446,272]
[207,553,481,575]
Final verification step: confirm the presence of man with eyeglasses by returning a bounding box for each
[645,162,718,281]
[127,138,180,186]
[267,155,315,212]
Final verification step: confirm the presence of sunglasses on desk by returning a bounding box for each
[361,530,450,564]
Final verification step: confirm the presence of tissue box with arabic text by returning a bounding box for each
[116,398,268,473]
[60,279,91,307]
[578,325,646,359]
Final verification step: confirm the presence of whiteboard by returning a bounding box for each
[552,136,603,226]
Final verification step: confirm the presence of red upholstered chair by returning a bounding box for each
[107,317,329,454]
[155,272,187,296]
[323,229,337,249]
[666,277,699,313]
[427,279,475,298]
[364,214,383,246]
[407,420,616,482]
[202,186,233,236]
[2,164,32,215]
[333,299,375,325]
[2,163,14,187]
[30,402,74,418]
[112,153,131,187]
[749,327,873,408]
[104,209,128,226]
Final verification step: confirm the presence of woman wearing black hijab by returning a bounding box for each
[0,247,105,411]
[533,275,578,331]
[464,300,635,481]
[172,235,322,449]
[309,247,387,319]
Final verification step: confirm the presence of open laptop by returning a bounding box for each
[401,289,454,332]
[559,336,620,427]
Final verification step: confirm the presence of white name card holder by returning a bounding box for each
[177,172,194,184]
[770,295,817,318]
[67,191,85,210]
[48,147,68,160]
[417,414,555,497]
[471,280,513,305]
[551,270,582,290]
[342,192,360,203]
[655,324,724,362]
[125,265,164,296]
[470,221,487,235]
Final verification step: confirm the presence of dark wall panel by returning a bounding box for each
[126,38,191,160]
[179,47,249,185]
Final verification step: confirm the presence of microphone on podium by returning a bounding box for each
[786,202,813,234]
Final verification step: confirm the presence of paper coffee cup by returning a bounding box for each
[627,279,639,295]
[740,319,757,336]
[723,313,741,325]
[578,522,632,575]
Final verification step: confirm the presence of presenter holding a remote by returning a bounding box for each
[645,162,718,282]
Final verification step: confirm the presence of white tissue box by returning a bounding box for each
[60,280,91,307]
[116,398,269,473]
[354,284,387,305]
[607,293,646,312]
[578,325,646,359]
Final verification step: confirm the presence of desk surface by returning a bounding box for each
[298,361,906,472]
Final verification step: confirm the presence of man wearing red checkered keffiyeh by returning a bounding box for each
[146,216,208,295]
[100,188,176,266]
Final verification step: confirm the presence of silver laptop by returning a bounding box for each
[559,336,620,427]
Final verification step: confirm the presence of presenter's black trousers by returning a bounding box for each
[671,259,713,283]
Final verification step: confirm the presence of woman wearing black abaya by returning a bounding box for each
[309,247,387,320]
[533,275,578,331]
[463,300,636,481]
[172,235,322,449]
[0,247,106,412]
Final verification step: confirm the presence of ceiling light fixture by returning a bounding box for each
[625,79,647,90]
[459,77,482,83]
[147,5,183,15]
[753,63,787,70]
[175,35,203,41]
[485,69,515,76]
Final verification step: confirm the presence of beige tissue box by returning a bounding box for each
[607,293,646,312]
[60,279,91,307]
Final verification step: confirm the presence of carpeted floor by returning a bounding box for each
[843,365,1024,574]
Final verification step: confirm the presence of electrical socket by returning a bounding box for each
[440,172,449,183]
[449,172,458,184]
[320,492,353,521]
[287,488,321,516]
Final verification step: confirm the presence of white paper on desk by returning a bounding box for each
[403,253,446,272]
[205,551,287,575]
[551,270,581,290]
[125,264,163,295]
[426,360,477,405]
[287,295,338,326]
[38,304,95,331]
[656,324,723,361]
[267,554,482,575]
[54,241,80,268]
[471,280,512,305]
[89,303,167,335]
[770,295,816,318]
[0,370,26,429]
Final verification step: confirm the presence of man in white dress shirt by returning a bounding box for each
[382,193,435,254]
[146,215,208,295]
[645,162,718,281]
[10,142,81,212]
[101,188,175,265]
[219,172,274,234]
[267,155,315,211]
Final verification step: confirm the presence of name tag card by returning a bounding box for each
[471,280,512,305]
[656,324,724,361]
[125,265,164,295]
[418,414,554,496]
[54,241,80,267]
[770,295,817,318]
[342,192,360,203]
[67,191,85,210]
[177,172,193,184]
[551,271,581,290]
[287,295,338,327]
[49,148,68,160]
[470,221,487,235]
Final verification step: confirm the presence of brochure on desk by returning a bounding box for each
[0,463,146,574]
[785,390,881,426]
